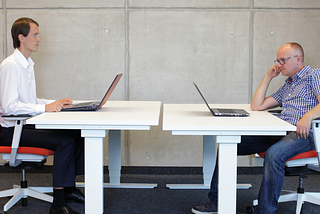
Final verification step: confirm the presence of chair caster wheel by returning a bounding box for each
[246,205,256,213]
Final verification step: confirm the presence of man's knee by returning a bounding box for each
[264,148,286,168]
[57,136,75,151]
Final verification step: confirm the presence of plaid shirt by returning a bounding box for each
[271,65,320,130]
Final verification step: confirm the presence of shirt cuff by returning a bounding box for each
[36,104,46,114]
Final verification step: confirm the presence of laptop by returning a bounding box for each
[61,73,123,111]
[193,82,250,117]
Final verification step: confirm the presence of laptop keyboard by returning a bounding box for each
[217,108,236,114]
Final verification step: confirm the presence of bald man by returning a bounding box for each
[192,43,320,214]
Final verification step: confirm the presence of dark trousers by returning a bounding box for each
[0,125,84,188]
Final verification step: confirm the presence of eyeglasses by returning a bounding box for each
[274,55,298,66]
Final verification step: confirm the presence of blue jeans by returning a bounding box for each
[208,132,315,214]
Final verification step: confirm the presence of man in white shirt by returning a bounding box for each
[0,17,84,214]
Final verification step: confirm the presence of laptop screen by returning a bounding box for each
[193,82,212,111]
[97,73,123,108]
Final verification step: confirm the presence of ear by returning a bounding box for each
[18,34,25,44]
[296,55,302,64]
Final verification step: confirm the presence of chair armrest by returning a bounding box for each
[268,110,282,114]
[2,114,32,121]
[268,109,282,117]
[2,114,32,167]
[312,117,320,123]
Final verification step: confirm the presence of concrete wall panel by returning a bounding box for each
[252,11,320,96]
[130,0,250,8]
[128,11,250,166]
[129,11,251,104]
[254,0,320,9]
[3,3,319,168]
[6,0,125,8]
[129,111,203,166]
[6,10,126,101]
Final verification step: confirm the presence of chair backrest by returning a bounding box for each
[310,119,320,171]
[0,115,54,167]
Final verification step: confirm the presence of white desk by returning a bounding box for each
[162,104,296,214]
[26,101,161,214]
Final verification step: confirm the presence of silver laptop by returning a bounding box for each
[193,82,249,117]
[62,73,122,111]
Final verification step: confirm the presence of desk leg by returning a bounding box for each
[216,135,240,214]
[82,130,107,214]
[166,135,251,190]
[203,135,216,187]
[108,130,121,185]
[105,130,157,189]
[166,135,216,189]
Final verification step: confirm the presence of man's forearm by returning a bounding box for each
[251,74,274,111]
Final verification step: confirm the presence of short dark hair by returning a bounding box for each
[288,42,304,62]
[11,17,39,49]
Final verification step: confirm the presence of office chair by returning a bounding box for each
[247,118,320,214]
[0,115,55,213]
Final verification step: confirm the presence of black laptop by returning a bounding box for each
[193,82,250,117]
[61,73,122,111]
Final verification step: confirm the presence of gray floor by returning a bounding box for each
[0,167,320,214]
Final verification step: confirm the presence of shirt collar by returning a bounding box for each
[285,65,310,83]
[14,49,34,69]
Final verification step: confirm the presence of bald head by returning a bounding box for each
[276,42,305,78]
[279,42,304,62]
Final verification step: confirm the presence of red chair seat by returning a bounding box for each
[258,150,317,161]
[0,146,55,156]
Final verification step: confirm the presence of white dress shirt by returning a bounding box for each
[0,49,55,127]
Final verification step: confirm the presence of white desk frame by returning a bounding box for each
[162,104,296,214]
[27,101,161,214]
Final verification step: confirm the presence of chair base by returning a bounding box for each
[253,190,320,214]
[0,186,53,212]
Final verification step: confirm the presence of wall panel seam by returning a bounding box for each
[125,0,130,166]
[4,7,255,12]
[3,0,6,57]
[248,0,253,103]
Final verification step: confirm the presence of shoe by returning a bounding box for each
[64,189,85,203]
[50,204,80,214]
[246,205,256,214]
[191,203,217,214]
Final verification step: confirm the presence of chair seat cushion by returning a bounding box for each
[258,150,317,160]
[0,146,55,156]
[258,150,318,167]
[0,146,55,162]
